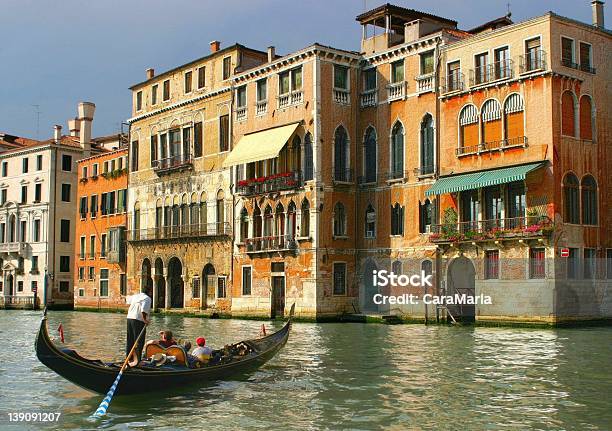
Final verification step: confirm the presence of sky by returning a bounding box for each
[0,0,608,139]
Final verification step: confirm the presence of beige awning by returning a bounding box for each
[222,122,300,167]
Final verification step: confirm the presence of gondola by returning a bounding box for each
[35,304,294,395]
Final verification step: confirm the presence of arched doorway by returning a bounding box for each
[202,264,216,308]
[362,259,379,313]
[6,274,14,296]
[447,256,476,321]
[154,258,165,308]
[141,259,153,292]
[168,257,183,308]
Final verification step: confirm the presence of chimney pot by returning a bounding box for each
[267,46,276,62]
[592,0,605,28]
[53,125,62,143]
[146,68,155,79]
[68,118,80,137]
[210,40,220,53]
[77,101,96,148]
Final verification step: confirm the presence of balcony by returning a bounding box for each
[456,136,528,157]
[429,216,553,244]
[236,106,247,121]
[256,100,268,116]
[236,171,302,196]
[360,89,377,108]
[0,242,25,255]
[519,50,546,74]
[387,81,406,102]
[332,168,354,184]
[415,73,435,94]
[245,235,297,254]
[333,88,350,105]
[127,222,231,242]
[278,90,303,109]
[469,60,514,87]
[153,154,193,175]
[442,72,464,94]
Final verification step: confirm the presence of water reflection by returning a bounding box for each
[0,311,611,430]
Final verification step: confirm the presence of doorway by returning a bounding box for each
[202,264,216,308]
[447,256,476,321]
[271,276,285,319]
[168,257,184,308]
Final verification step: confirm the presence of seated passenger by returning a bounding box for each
[191,337,213,362]
[158,330,177,348]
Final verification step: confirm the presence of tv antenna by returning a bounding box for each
[506,2,512,18]
[31,104,41,139]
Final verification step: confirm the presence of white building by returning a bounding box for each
[0,102,103,309]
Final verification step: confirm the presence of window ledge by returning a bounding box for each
[386,178,405,185]
[296,236,311,241]
[333,235,349,240]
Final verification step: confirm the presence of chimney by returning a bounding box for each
[210,40,220,53]
[146,68,155,79]
[267,46,276,63]
[68,118,80,137]
[53,125,62,143]
[77,101,96,149]
[592,0,605,28]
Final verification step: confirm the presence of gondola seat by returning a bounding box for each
[144,342,188,366]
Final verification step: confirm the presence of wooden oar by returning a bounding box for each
[91,324,147,418]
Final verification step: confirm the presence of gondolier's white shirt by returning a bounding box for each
[126,293,152,321]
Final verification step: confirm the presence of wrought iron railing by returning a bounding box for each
[456,136,528,156]
[519,50,546,73]
[245,235,297,253]
[429,215,552,243]
[236,171,302,196]
[442,72,464,93]
[127,222,231,241]
[470,59,514,86]
[153,153,193,173]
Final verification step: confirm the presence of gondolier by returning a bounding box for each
[126,286,152,365]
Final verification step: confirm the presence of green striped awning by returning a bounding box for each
[425,162,545,196]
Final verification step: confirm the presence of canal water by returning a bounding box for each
[0,311,611,430]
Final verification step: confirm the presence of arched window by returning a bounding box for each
[364,127,377,183]
[333,202,347,236]
[8,215,15,243]
[287,201,297,238]
[275,203,285,240]
[579,95,593,140]
[562,91,576,137]
[253,205,262,238]
[304,132,314,181]
[391,203,404,235]
[420,115,434,175]
[459,104,479,153]
[216,190,225,234]
[180,194,188,228]
[300,199,310,237]
[199,193,208,229]
[189,194,199,229]
[563,173,580,224]
[365,204,376,238]
[334,126,349,181]
[581,175,597,225]
[291,135,301,173]
[263,205,273,236]
[391,260,402,274]
[503,93,525,143]
[481,99,502,145]
[390,122,404,179]
[421,260,433,278]
[239,207,249,242]
[419,199,434,233]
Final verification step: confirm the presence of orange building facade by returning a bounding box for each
[74,148,128,309]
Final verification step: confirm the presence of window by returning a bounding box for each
[579,96,593,140]
[107,191,116,215]
[34,183,41,202]
[493,46,510,79]
[21,185,27,204]
[61,183,71,202]
[17,281,23,292]
[584,248,596,279]
[90,235,96,259]
[485,250,499,279]
[365,204,376,238]
[59,281,69,293]
[391,203,404,236]
[242,266,252,295]
[333,262,347,295]
[217,276,227,298]
[304,133,314,181]
[420,51,434,75]
[525,37,542,71]
[390,122,404,178]
[561,91,576,137]
[581,175,597,225]
[60,219,70,242]
[419,199,433,233]
[506,182,525,224]
[474,52,489,84]
[36,155,43,170]
[117,189,127,213]
[579,42,593,72]
[279,71,290,95]
[90,194,98,218]
[150,135,158,166]
[420,114,434,175]
[219,115,229,152]
[363,127,377,183]
[567,248,580,279]
[236,85,247,108]
[62,155,72,172]
[504,93,525,142]
[334,65,349,90]
[198,66,205,88]
[561,37,575,67]
[136,90,143,111]
[222,56,232,80]
[0,189,6,204]
[151,84,158,105]
[120,274,127,296]
[194,122,203,158]
[88,266,95,280]
[192,277,201,298]
[60,255,70,272]
[333,202,346,237]
[301,199,310,237]
[80,236,85,259]
[184,71,192,93]
[32,256,39,271]
[131,140,139,171]
[291,67,302,91]
[239,208,249,242]
[33,219,40,242]
[256,78,267,102]
[447,60,461,91]
[18,257,24,271]
[92,163,98,177]
[481,99,502,144]
[1,161,6,177]
[529,248,545,279]
[22,157,28,173]
[459,104,479,152]
[163,79,170,101]
[363,68,377,91]
[81,165,88,179]
[19,220,26,242]
[334,126,349,182]
[101,233,107,258]
[100,269,109,297]
[78,267,85,281]
[563,173,580,224]
[79,196,87,219]
[391,60,404,83]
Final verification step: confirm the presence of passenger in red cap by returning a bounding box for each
[192,337,213,363]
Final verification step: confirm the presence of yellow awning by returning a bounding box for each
[222,122,300,167]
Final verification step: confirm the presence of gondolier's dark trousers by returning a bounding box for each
[126,318,146,362]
